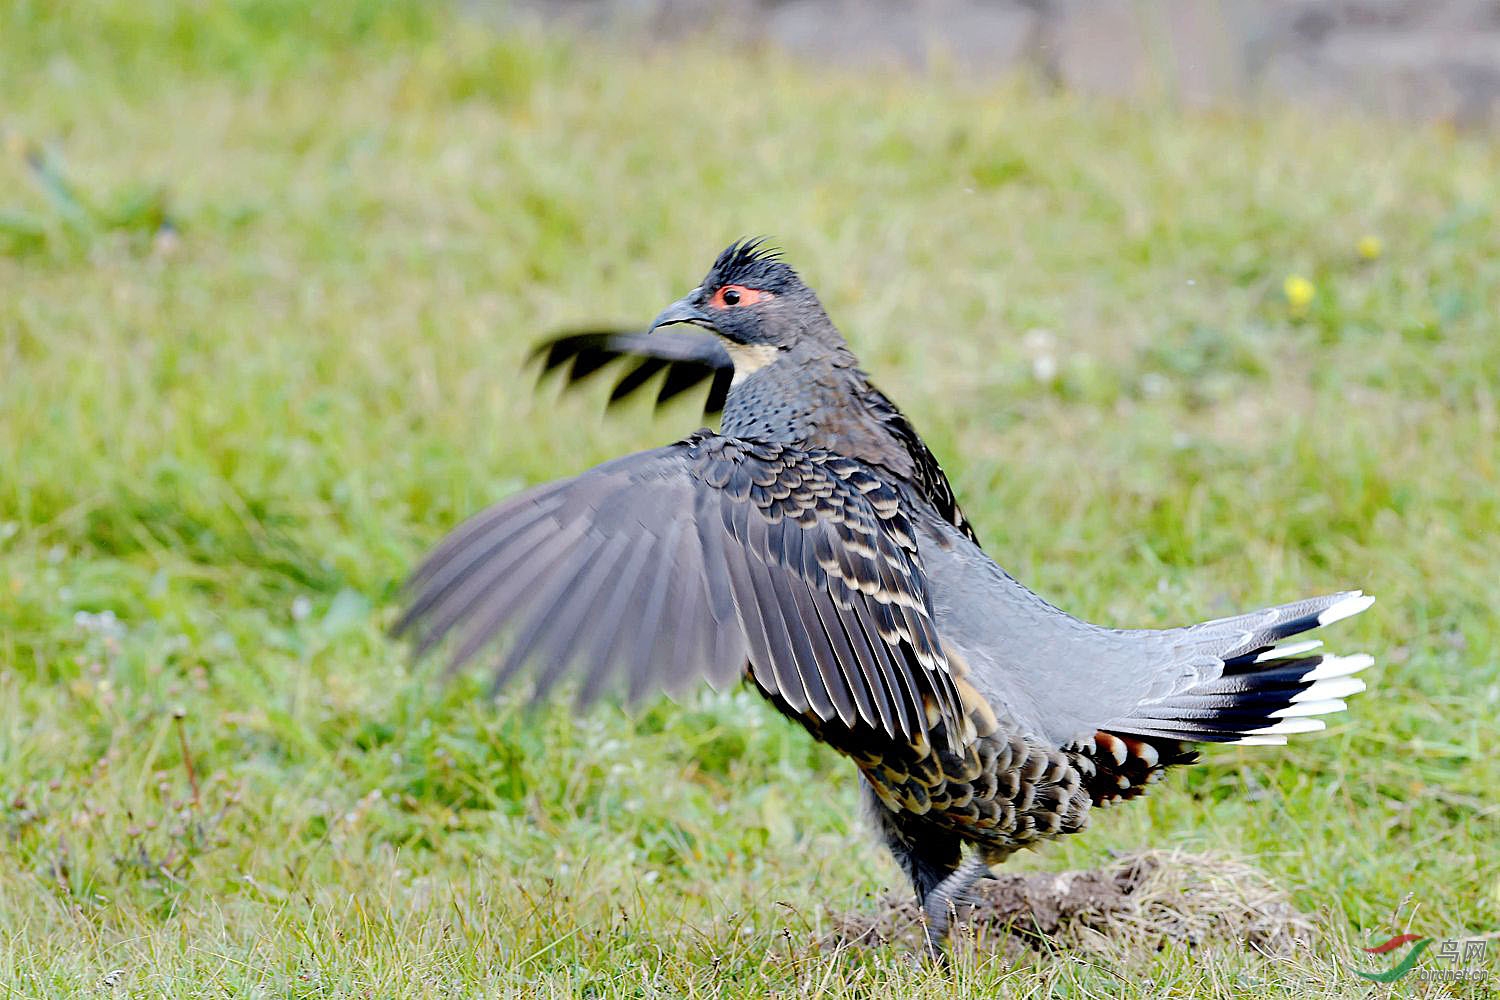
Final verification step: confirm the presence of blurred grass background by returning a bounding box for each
[1,0,1497,995]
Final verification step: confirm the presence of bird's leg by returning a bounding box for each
[920,854,993,958]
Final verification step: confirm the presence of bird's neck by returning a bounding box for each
[719,348,981,544]
[720,349,907,473]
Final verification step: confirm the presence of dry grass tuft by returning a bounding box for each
[825,849,1316,963]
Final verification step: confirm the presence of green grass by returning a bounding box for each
[2,1,1498,995]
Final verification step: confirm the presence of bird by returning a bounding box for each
[394,240,1375,956]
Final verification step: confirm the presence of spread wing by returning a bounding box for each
[394,432,968,746]
[532,330,735,414]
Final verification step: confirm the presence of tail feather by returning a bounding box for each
[1105,591,1375,748]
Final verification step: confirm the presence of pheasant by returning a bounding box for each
[395,241,1374,954]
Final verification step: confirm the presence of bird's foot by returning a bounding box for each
[917,855,993,959]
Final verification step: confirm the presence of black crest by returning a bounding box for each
[704,238,801,292]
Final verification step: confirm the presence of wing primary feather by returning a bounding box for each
[517,529,636,694]
[447,522,590,674]
[410,517,563,661]
[699,515,740,625]
[693,498,753,688]
[529,331,733,413]
[716,517,786,701]
[402,494,552,589]
[656,523,715,695]
[561,345,615,382]
[490,535,610,699]
[608,356,670,405]
[836,598,903,736]
[623,514,686,703]
[398,493,566,627]
[655,361,714,408]
[574,531,659,705]
[704,369,733,414]
[766,575,837,719]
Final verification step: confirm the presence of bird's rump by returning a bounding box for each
[394,431,971,748]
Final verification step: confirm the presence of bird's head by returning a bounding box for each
[649,240,840,378]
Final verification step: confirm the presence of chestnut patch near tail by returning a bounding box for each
[1077,731,1198,806]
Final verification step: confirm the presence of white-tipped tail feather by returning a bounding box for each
[1252,639,1322,662]
[1317,591,1376,627]
[1303,652,1374,681]
[1103,591,1375,748]
[1270,698,1347,718]
[1246,717,1327,736]
[1291,676,1367,702]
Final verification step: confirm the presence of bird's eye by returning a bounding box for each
[710,284,768,309]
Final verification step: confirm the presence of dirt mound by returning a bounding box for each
[825,849,1315,960]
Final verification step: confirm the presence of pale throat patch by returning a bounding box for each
[723,342,782,386]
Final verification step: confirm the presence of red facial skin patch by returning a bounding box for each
[710,285,771,309]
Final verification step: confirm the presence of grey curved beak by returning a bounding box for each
[649,292,714,334]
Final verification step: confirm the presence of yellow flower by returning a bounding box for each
[1357,235,1383,260]
[1283,274,1316,315]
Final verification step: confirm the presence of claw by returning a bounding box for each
[916,855,993,957]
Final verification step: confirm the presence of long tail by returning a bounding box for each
[1081,591,1375,804]
[1109,590,1375,746]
